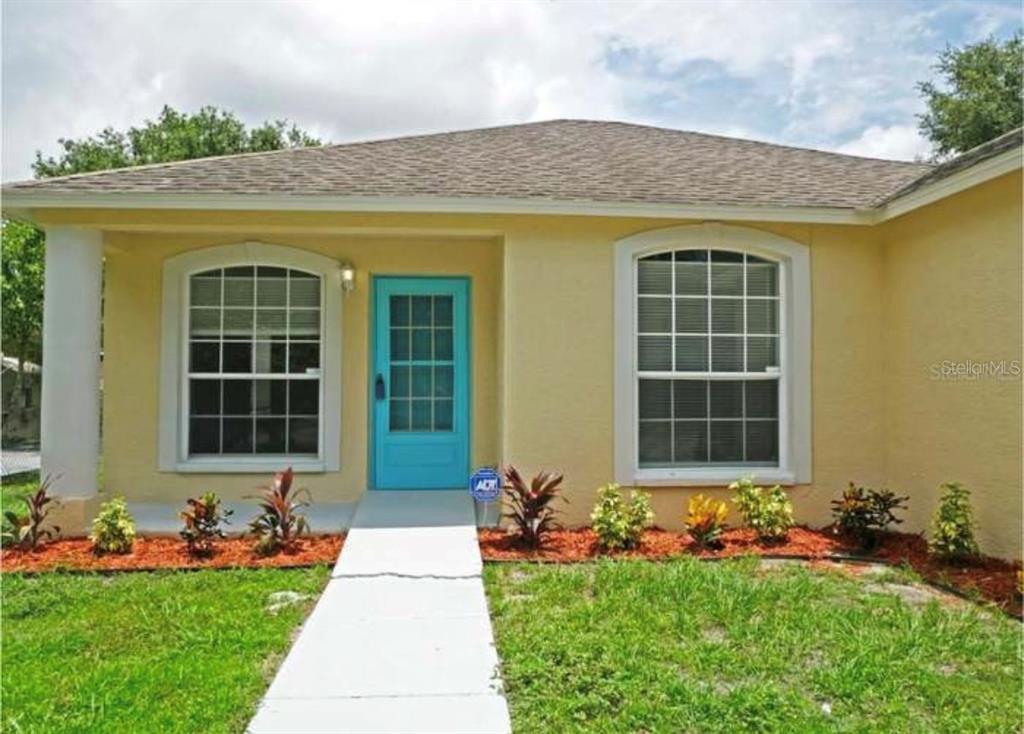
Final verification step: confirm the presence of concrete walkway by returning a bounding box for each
[0,449,40,477]
[248,491,511,733]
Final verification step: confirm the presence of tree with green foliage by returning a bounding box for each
[1,220,45,369]
[918,32,1023,158]
[1,105,321,373]
[32,105,320,177]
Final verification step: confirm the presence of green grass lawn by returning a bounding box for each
[2,471,39,518]
[485,558,1022,733]
[2,567,330,733]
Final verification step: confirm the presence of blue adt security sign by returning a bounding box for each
[469,467,501,502]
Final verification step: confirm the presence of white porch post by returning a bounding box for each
[40,227,103,499]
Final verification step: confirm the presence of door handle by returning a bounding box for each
[375,373,386,400]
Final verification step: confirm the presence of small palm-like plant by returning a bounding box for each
[2,475,60,550]
[503,465,565,548]
[248,468,310,555]
[180,492,233,557]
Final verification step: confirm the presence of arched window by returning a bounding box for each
[636,249,781,467]
[159,242,342,473]
[186,265,323,457]
[614,224,810,486]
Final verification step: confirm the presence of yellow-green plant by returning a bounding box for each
[591,484,653,551]
[928,482,979,561]
[90,497,136,554]
[686,494,729,548]
[731,476,793,542]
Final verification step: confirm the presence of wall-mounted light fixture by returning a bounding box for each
[339,260,356,293]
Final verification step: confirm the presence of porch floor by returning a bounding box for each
[247,490,511,733]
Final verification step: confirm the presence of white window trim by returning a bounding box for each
[614,222,811,487]
[158,241,342,473]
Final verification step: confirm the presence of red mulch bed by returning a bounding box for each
[479,526,1022,616]
[0,534,344,573]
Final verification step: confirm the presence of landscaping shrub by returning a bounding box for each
[2,475,60,550]
[686,494,729,549]
[730,476,793,542]
[90,497,136,554]
[928,482,979,561]
[502,465,564,548]
[590,484,653,551]
[248,467,309,556]
[831,482,908,551]
[180,492,233,557]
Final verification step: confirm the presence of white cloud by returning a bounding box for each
[0,0,1013,180]
[836,124,934,162]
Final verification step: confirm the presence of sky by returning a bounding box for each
[1,0,1020,182]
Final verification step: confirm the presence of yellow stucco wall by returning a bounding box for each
[101,228,502,504]
[498,218,888,530]
[879,171,1022,559]
[36,180,1022,558]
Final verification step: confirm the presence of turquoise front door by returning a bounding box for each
[372,277,470,489]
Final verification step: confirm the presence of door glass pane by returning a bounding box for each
[435,366,454,398]
[411,399,432,431]
[434,296,453,326]
[390,365,411,398]
[435,329,453,360]
[411,329,432,360]
[390,399,410,431]
[411,296,433,326]
[387,293,457,433]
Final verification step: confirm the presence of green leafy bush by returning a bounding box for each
[731,476,793,542]
[90,497,136,554]
[248,467,309,556]
[502,465,565,548]
[686,494,729,549]
[590,484,653,551]
[928,482,979,561]
[831,483,908,551]
[180,492,233,557]
[2,475,60,550]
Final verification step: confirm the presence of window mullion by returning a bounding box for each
[742,254,748,463]
[705,248,712,463]
[669,254,676,463]
[285,271,291,453]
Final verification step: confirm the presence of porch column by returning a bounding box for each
[40,227,103,500]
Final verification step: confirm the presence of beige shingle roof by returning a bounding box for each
[3,120,933,209]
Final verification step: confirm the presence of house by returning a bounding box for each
[1,353,41,446]
[2,120,1020,558]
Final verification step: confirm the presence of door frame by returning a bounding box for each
[367,274,473,489]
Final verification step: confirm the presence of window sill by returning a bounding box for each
[628,467,796,487]
[169,458,327,474]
